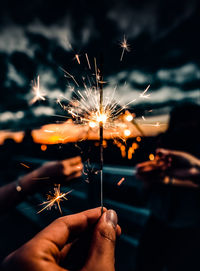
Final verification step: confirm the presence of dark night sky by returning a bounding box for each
[0,0,200,130]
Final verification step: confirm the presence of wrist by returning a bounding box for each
[19,170,43,195]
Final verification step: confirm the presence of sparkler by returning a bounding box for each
[99,55,104,214]
[38,184,73,214]
[120,36,130,62]
[29,36,156,214]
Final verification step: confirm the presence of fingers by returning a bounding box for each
[35,207,106,250]
[82,210,120,271]
[62,156,83,176]
[66,171,82,181]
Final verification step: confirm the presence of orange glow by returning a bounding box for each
[41,144,47,151]
[128,147,134,160]
[89,121,97,128]
[0,131,24,145]
[136,136,141,142]
[102,140,107,148]
[120,145,126,158]
[132,142,139,149]
[149,153,155,161]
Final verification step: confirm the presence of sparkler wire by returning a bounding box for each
[99,55,104,215]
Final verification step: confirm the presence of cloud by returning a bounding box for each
[156,63,200,85]
[0,25,34,56]
[5,63,26,87]
[28,19,73,50]
[0,111,24,122]
[33,106,55,117]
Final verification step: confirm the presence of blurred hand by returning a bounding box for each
[156,148,200,182]
[136,159,168,185]
[19,156,83,193]
[2,208,121,271]
[39,156,83,182]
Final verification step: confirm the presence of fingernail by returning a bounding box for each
[105,209,118,229]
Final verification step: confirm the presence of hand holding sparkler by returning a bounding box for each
[19,156,83,193]
[156,148,200,184]
[136,148,200,187]
[0,157,82,214]
[2,208,121,271]
[136,158,167,186]
[38,156,83,183]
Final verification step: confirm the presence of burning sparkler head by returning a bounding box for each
[96,113,108,123]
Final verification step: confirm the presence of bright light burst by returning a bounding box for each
[38,184,73,214]
[30,76,46,105]
[120,36,131,62]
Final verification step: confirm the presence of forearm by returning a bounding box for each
[0,169,43,214]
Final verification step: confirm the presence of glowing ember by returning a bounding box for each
[20,163,30,169]
[117,177,125,186]
[96,113,107,123]
[149,153,155,161]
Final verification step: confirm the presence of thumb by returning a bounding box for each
[82,209,118,271]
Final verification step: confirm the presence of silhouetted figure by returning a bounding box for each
[136,103,200,271]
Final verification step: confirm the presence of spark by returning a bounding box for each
[30,76,46,105]
[117,177,125,186]
[38,185,73,214]
[75,54,81,64]
[120,36,131,62]
[60,67,79,87]
[20,163,30,169]
[140,85,151,99]
[85,53,91,69]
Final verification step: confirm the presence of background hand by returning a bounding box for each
[156,148,200,181]
[19,156,83,194]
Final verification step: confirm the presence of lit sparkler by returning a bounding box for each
[120,36,131,62]
[30,76,46,105]
[38,184,73,214]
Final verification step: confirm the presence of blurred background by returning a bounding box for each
[0,0,200,270]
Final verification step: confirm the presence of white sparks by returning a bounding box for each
[30,76,46,105]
